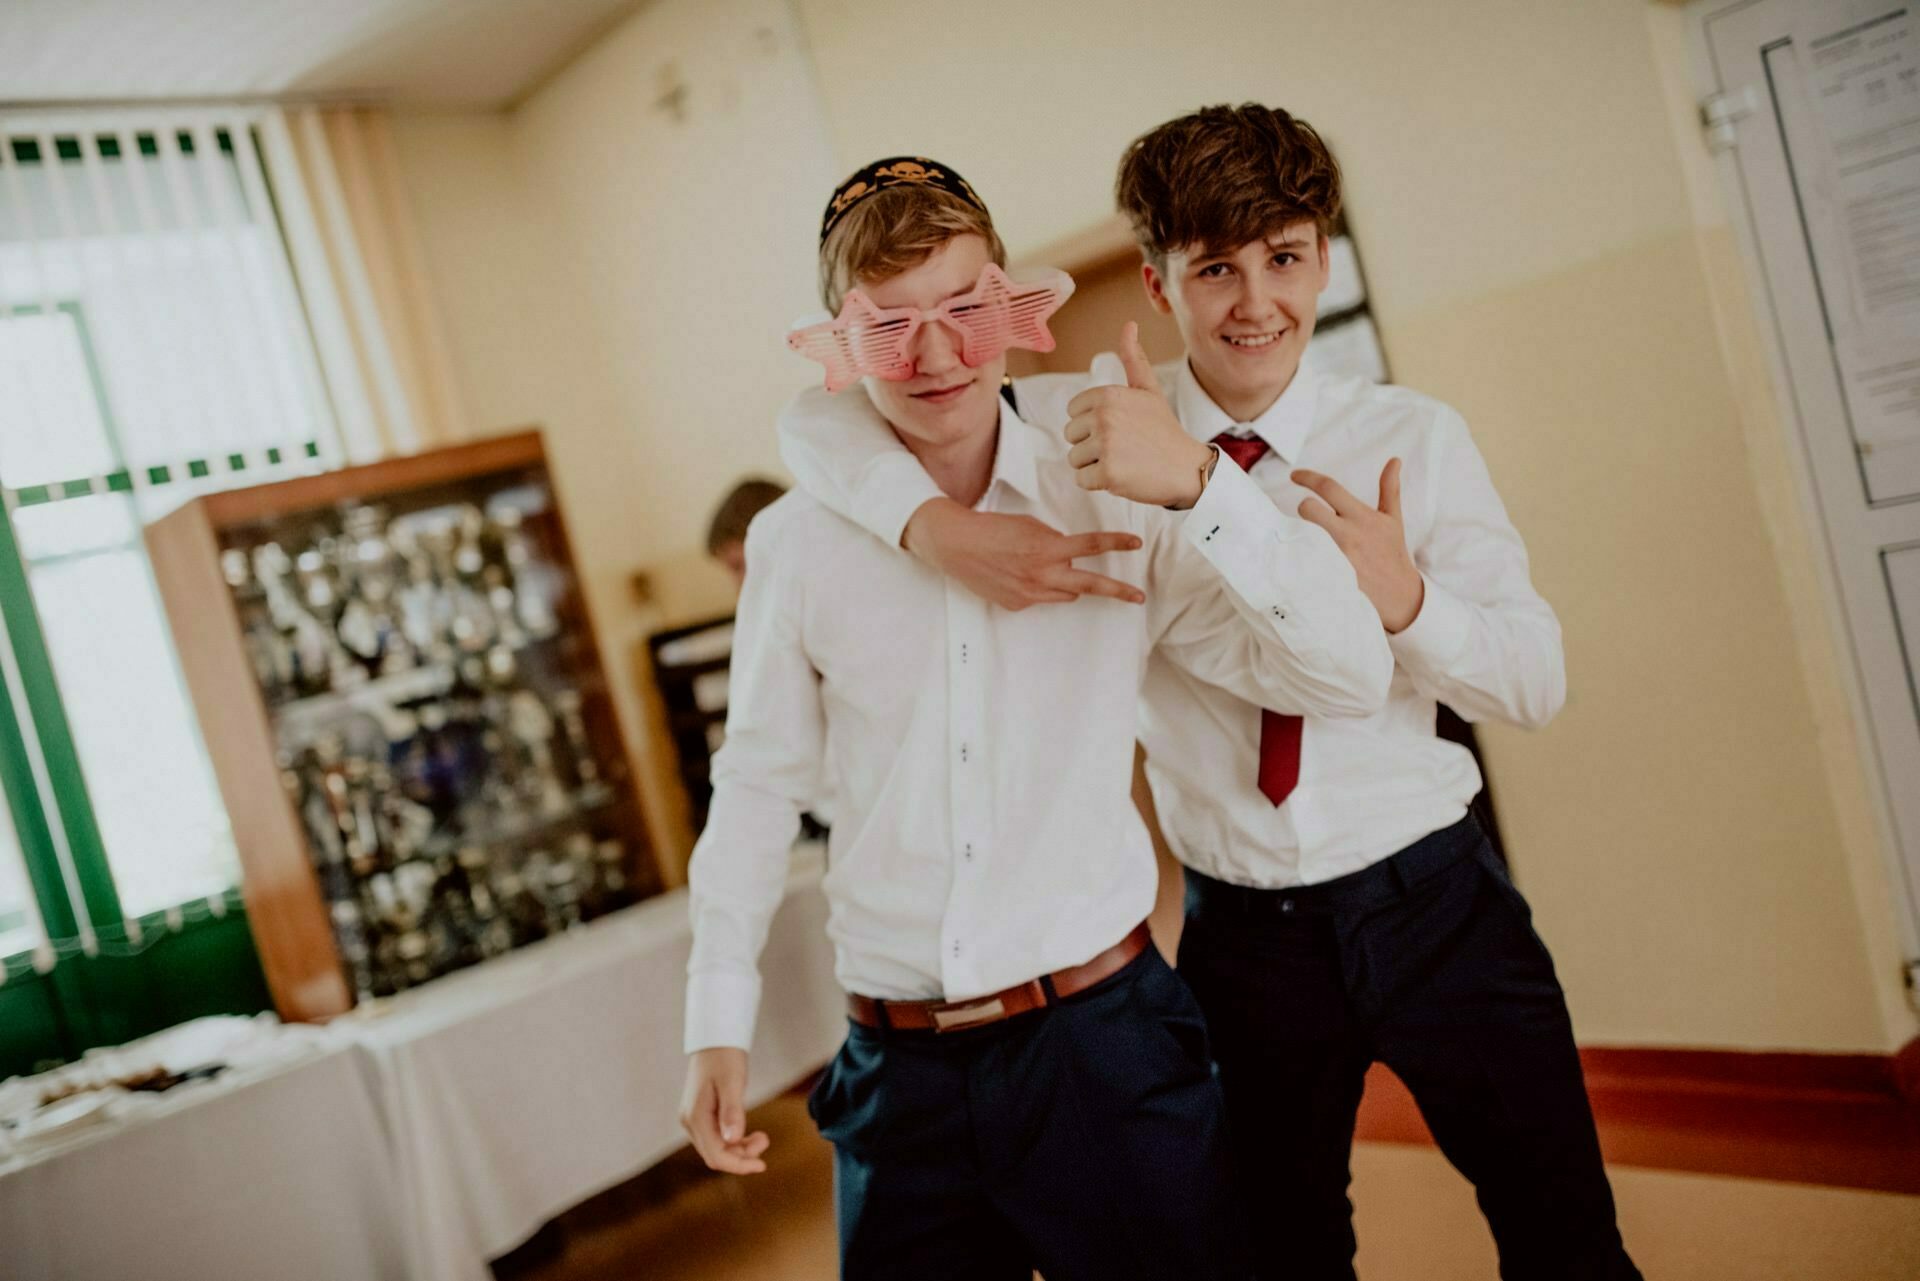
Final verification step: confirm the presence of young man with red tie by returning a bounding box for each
[778,107,1642,1281]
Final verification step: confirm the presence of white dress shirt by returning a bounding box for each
[778,357,1566,890]
[687,397,1389,1052]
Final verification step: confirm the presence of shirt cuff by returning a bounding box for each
[850,451,949,549]
[1388,573,1472,675]
[684,970,763,1054]
[1179,450,1317,592]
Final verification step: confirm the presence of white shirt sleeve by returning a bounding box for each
[684,513,826,1053]
[1388,407,1566,729]
[1145,453,1394,717]
[776,385,942,549]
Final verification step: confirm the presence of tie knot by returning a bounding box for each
[1210,432,1271,475]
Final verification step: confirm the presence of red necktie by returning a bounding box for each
[1209,432,1302,808]
[1209,432,1270,476]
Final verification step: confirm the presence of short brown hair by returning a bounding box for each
[818,185,1007,313]
[1114,103,1342,265]
[706,477,786,556]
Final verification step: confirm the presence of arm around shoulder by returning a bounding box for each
[775,383,943,548]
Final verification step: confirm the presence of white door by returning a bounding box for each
[1692,0,1920,986]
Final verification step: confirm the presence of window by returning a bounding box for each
[0,779,41,961]
[0,109,340,1067]
[2,306,244,918]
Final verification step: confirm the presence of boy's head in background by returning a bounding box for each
[706,477,787,586]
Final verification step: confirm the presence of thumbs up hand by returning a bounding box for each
[1065,322,1217,509]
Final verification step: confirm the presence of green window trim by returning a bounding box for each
[0,501,122,937]
[6,128,236,167]
[0,885,249,980]
[0,904,272,1079]
[0,442,324,512]
[0,303,320,514]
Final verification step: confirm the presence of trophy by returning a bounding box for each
[222,476,642,996]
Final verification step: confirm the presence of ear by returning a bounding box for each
[1314,232,1332,295]
[1140,259,1175,316]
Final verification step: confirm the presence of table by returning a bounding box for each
[0,1021,406,1280]
[338,846,843,1281]
[0,848,844,1281]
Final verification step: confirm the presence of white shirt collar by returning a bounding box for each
[1174,359,1321,466]
[983,393,1040,506]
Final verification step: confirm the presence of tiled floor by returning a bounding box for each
[496,1092,1920,1281]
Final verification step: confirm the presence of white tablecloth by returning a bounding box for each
[0,1025,406,1281]
[338,846,844,1281]
[0,849,843,1281]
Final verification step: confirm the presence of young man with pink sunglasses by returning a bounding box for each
[777,112,1641,1281]
[679,155,1389,1280]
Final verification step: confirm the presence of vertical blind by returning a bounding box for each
[0,106,344,977]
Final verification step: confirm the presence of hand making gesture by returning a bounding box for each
[1292,458,1424,634]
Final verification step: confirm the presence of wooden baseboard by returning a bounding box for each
[1354,1039,1920,1195]
[1895,1035,1920,1106]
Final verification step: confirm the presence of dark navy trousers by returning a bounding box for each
[808,945,1247,1281]
[1179,815,1641,1281]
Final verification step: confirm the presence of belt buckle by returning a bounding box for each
[931,996,1006,1032]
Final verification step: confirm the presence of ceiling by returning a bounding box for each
[0,0,652,109]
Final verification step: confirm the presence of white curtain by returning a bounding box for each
[260,105,470,462]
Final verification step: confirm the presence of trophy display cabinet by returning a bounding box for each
[145,431,662,1022]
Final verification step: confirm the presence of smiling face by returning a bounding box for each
[1142,219,1330,423]
[859,233,1007,452]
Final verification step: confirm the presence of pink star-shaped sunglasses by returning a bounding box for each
[786,264,1075,392]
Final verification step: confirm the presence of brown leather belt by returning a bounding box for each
[847,922,1151,1033]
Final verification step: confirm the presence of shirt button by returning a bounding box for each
[959,743,970,763]
[1280,898,1296,915]
[963,842,974,861]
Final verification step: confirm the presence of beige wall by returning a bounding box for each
[391,0,842,873]
[390,0,1917,1051]
[394,0,842,622]
[504,0,838,579]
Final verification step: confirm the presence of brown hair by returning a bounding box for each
[706,477,787,556]
[818,184,1007,313]
[1114,103,1342,265]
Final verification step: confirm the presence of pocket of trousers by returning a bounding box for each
[1158,1009,1213,1075]
[1465,847,1571,1004]
[807,1029,888,1153]
[805,1044,842,1127]
[1133,950,1216,1082]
